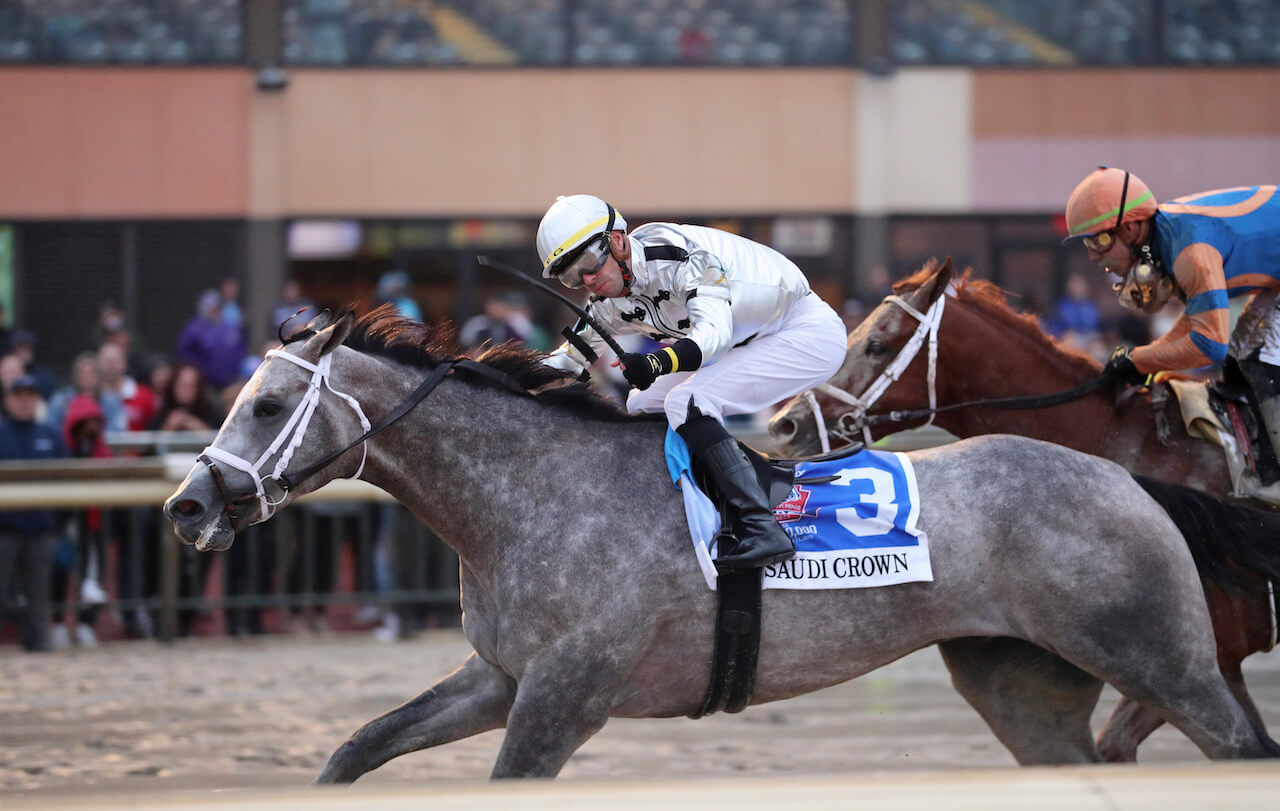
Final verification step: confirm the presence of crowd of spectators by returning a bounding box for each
[0,273,567,652]
[0,280,294,649]
[0,281,251,651]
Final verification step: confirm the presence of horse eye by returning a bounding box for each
[253,399,282,418]
[866,340,889,357]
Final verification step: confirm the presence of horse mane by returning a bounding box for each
[893,259,1102,373]
[337,305,642,423]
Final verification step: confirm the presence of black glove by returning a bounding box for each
[1103,347,1150,387]
[618,339,704,392]
[619,352,661,391]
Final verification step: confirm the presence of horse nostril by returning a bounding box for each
[169,498,206,521]
[772,417,797,441]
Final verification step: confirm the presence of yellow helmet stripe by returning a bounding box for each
[543,215,612,269]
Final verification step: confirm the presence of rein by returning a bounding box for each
[199,348,528,523]
[862,374,1112,426]
[802,287,1111,452]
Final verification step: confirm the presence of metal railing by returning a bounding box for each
[1,431,460,643]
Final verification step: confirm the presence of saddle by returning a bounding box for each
[1165,374,1280,503]
[1208,379,1275,474]
[684,437,864,719]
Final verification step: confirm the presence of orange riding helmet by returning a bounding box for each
[1062,166,1158,247]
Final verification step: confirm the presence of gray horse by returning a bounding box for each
[164,307,1278,781]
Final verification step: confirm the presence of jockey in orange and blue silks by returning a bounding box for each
[1064,166,1280,481]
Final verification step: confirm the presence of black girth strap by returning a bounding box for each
[690,565,763,718]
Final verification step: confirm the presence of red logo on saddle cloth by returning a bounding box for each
[773,486,811,523]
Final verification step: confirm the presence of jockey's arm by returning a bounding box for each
[679,248,735,366]
[1131,243,1230,374]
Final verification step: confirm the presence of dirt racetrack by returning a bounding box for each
[3,629,1279,803]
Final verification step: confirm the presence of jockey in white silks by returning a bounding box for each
[537,194,846,571]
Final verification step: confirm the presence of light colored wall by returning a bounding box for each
[3,66,1279,220]
[0,68,249,218]
[971,69,1280,210]
[856,68,972,214]
[271,69,858,217]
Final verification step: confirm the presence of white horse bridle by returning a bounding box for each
[802,286,954,453]
[198,349,371,524]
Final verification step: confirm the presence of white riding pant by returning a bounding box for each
[627,292,847,430]
[1236,288,1280,366]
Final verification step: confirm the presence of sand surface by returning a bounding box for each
[4,628,1279,800]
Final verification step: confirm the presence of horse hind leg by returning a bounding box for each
[1098,665,1274,763]
[938,637,1104,765]
[314,653,517,785]
[1060,595,1278,759]
[1096,697,1163,762]
[1101,661,1279,760]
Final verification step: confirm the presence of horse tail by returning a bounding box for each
[1132,473,1280,594]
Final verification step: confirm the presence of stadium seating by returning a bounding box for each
[283,0,462,66]
[0,0,242,64]
[1,0,1277,67]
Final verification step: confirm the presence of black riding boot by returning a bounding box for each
[678,411,795,571]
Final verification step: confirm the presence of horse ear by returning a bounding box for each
[322,313,356,355]
[297,313,355,361]
[938,256,955,287]
[921,257,955,307]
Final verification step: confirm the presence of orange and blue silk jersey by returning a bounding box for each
[1132,185,1280,374]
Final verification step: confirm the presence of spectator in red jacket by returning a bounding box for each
[97,341,157,432]
[50,394,114,647]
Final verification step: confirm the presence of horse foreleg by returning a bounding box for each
[1224,667,1270,739]
[938,637,1104,765]
[314,652,517,785]
[489,653,623,778]
[1205,582,1275,741]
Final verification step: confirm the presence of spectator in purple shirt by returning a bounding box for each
[176,289,246,391]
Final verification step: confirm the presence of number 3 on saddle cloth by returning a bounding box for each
[664,429,935,591]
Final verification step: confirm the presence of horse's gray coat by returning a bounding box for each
[164,312,1278,780]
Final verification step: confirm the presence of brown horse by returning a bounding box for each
[769,258,1278,762]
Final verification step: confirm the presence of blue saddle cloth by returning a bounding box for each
[665,429,934,590]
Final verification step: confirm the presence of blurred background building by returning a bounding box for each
[0,0,1278,372]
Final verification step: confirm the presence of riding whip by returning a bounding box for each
[476,254,628,359]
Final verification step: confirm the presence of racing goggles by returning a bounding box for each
[551,235,611,290]
[1077,168,1130,253]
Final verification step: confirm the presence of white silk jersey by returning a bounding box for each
[546,222,816,374]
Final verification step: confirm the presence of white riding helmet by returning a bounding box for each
[536,195,627,282]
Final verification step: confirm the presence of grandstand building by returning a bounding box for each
[1,0,1278,372]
